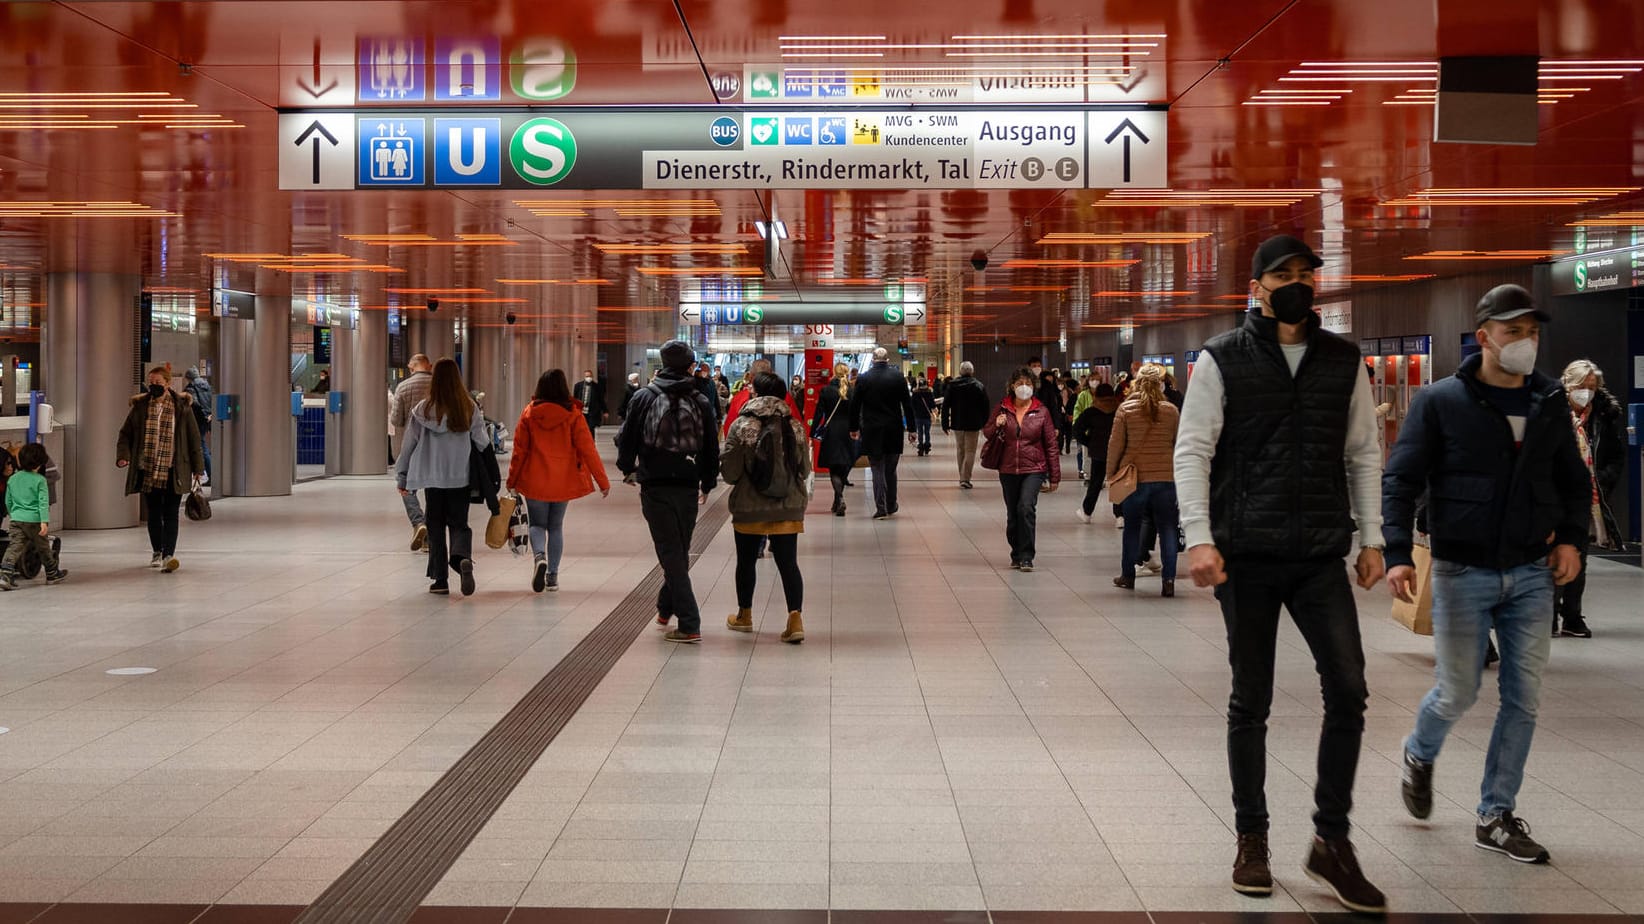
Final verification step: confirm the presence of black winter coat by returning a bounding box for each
[850,362,915,458]
[1582,387,1628,547]
[811,382,858,471]
[940,376,990,431]
[1383,353,1591,570]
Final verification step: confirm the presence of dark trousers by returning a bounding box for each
[641,485,702,633]
[830,472,848,510]
[1554,548,1590,622]
[1000,472,1046,564]
[1121,483,1179,580]
[145,487,182,556]
[1218,559,1368,839]
[422,487,472,585]
[584,412,600,433]
[735,532,804,612]
[1081,457,1107,515]
[915,419,932,452]
[1,521,57,576]
[870,454,901,515]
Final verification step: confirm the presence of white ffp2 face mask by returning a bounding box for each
[1493,336,1538,376]
[1014,385,1035,401]
[1570,388,1594,408]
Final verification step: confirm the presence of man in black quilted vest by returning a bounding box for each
[1174,235,1387,913]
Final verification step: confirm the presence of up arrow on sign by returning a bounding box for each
[1103,118,1150,184]
[294,119,339,184]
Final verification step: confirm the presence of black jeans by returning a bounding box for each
[1081,456,1107,515]
[1554,547,1590,622]
[145,486,182,556]
[641,484,703,633]
[999,472,1046,564]
[422,487,472,585]
[1218,559,1368,839]
[870,454,901,515]
[735,531,804,612]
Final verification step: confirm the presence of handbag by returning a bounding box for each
[1104,463,1138,505]
[1390,543,1435,636]
[184,484,212,521]
[979,432,1007,471]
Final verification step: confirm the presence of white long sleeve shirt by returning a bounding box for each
[1173,346,1383,551]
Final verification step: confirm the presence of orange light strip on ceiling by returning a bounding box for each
[0,201,177,218]
[342,234,517,247]
[495,278,611,285]
[593,243,748,254]
[1382,187,1637,207]
[998,259,1139,268]
[1037,232,1211,244]
[384,287,492,294]
[1091,290,1196,297]
[636,267,764,276]
[1315,274,1437,283]
[1568,211,1644,227]
[1098,189,1323,207]
[269,264,404,273]
[1405,250,1568,261]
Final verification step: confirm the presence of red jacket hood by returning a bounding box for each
[521,400,581,431]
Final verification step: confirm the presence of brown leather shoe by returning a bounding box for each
[726,608,753,632]
[1161,580,1175,598]
[1304,837,1386,914]
[1233,833,1272,896]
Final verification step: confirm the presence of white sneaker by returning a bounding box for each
[1144,560,1162,574]
[150,553,165,569]
[1075,510,1092,523]
[1114,517,1124,529]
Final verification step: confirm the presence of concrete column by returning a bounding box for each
[243,293,292,497]
[215,317,250,497]
[506,329,541,431]
[42,272,142,529]
[466,325,506,429]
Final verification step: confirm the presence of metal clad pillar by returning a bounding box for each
[42,273,141,529]
[340,308,387,474]
[466,324,505,438]
[243,292,292,496]
[216,316,250,497]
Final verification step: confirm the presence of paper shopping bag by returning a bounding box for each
[1389,544,1434,636]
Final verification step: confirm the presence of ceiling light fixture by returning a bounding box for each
[1380,187,1637,207]
[997,259,1140,268]
[594,243,749,254]
[635,267,764,277]
[1404,249,1568,261]
[1038,232,1212,244]
[0,201,177,218]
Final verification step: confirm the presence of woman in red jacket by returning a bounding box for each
[508,369,611,593]
[982,367,1061,572]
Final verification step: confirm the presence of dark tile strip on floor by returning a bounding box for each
[4,905,1644,923]
[283,496,734,924]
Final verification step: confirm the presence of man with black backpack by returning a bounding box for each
[617,340,721,643]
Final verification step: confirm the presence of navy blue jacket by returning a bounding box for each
[1382,353,1590,571]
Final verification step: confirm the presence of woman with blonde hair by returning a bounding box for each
[811,361,857,515]
[1107,363,1182,596]
[1553,358,1626,637]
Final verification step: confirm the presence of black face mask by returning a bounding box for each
[1266,282,1315,325]
[147,383,166,398]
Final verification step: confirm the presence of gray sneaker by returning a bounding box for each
[1476,812,1549,863]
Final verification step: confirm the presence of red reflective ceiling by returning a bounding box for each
[0,0,1642,346]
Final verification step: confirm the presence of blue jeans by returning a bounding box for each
[915,419,932,451]
[1121,482,1178,581]
[402,490,425,528]
[525,499,568,574]
[1406,559,1555,818]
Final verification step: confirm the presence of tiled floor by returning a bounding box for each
[1,436,1642,918]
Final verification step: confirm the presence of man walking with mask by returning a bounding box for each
[1175,234,1387,913]
[575,370,606,434]
[1384,284,1589,865]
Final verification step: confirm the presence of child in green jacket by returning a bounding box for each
[1,443,66,589]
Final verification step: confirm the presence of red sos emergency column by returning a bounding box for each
[802,324,834,420]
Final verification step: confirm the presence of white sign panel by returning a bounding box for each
[278,113,356,190]
[1320,302,1353,334]
[645,110,1165,190]
[277,32,357,107]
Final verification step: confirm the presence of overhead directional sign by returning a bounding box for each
[1551,242,1644,296]
[678,302,927,326]
[278,113,357,190]
[276,107,1167,191]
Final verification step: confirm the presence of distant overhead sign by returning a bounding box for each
[1551,243,1644,296]
[678,302,927,326]
[276,107,1167,190]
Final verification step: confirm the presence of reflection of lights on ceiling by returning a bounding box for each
[1381,188,1637,207]
[998,259,1138,268]
[595,306,675,312]
[0,201,178,218]
[495,278,611,285]
[0,92,242,130]
[1090,290,1196,298]
[1038,232,1212,244]
[1315,274,1437,284]
[595,243,749,254]
[635,267,764,276]
[342,234,518,247]
[385,288,492,294]
[1098,189,1323,208]
[1404,250,1569,261]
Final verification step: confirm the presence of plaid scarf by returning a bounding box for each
[141,393,177,491]
[1571,407,1607,546]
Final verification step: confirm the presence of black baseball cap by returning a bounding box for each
[1250,234,1324,279]
[1475,284,1550,325]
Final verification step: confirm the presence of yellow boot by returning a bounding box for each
[781,611,804,644]
[726,608,753,632]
